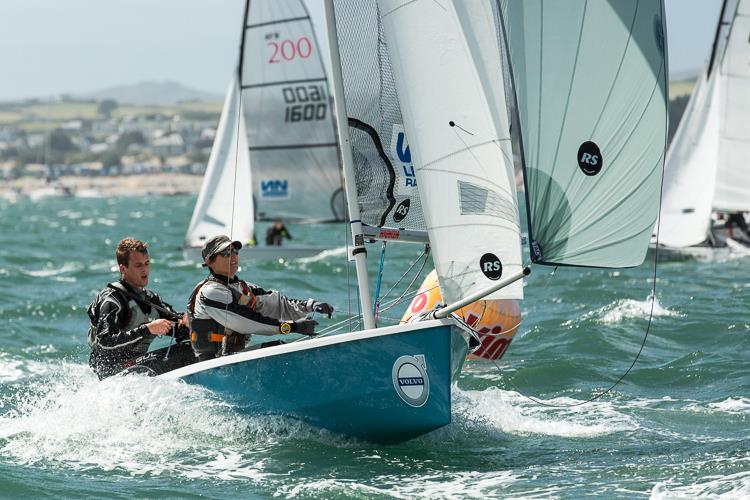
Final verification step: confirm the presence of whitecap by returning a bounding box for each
[695,397,750,415]
[20,262,82,278]
[297,246,348,264]
[584,295,680,325]
[448,387,636,439]
[651,470,750,499]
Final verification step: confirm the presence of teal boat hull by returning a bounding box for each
[163,319,471,443]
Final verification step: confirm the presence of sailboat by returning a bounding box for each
[653,0,750,260]
[164,0,667,444]
[184,0,345,260]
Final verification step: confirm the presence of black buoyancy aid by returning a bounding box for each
[89,281,155,355]
[186,275,253,358]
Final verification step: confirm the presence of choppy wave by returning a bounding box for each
[297,246,348,264]
[448,387,635,439]
[582,295,681,325]
[652,471,750,499]
[19,262,83,278]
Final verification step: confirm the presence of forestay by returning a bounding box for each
[377,0,523,302]
[185,78,254,247]
[715,0,750,212]
[502,0,668,267]
[241,0,344,222]
[330,0,429,241]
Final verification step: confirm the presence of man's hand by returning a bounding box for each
[146,318,173,336]
[311,301,334,318]
[293,318,319,336]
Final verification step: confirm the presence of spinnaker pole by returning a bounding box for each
[322,0,376,330]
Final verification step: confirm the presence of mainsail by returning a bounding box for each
[240,0,344,222]
[656,0,748,248]
[185,77,253,247]
[502,0,668,267]
[376,0,523,301]
[659,66,721,247]
[714,0,750,212]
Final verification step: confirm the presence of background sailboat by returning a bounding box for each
[167,0,667,443]
[185,0,344,260]
[655,0,750,260]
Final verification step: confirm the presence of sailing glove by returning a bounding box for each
[311,301,334,318]
[293,318,319,336]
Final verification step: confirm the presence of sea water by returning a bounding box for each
[0,195,748,498]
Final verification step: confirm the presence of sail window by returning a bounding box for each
[458,181,518,226]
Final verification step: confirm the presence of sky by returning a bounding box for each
[0,0,725,102]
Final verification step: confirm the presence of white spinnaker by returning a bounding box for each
[715,0,750,212]
[659,70,721,247]
[378,0,523,302]
[185,77,254,247]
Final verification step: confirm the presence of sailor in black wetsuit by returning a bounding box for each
[187,235,333,361]
[87,237,196,379]
[265,220,292,246]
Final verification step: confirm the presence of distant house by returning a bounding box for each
[152,133,185,156]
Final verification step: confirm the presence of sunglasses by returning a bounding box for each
[216,247,239,258]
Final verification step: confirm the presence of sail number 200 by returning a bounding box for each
[267,36,313,64]
[282,85,327,122]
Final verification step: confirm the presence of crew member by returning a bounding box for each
[187,235,333,361]
[87,237,196,379]
[265,220,292,246]
[726,212,750,240]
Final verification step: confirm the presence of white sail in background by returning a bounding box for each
[659,70,721,248]
[378,0,522,302]
[502,0,668,268]
[241,0,344,222]
[185,77,254,247]
[715,0,750,212]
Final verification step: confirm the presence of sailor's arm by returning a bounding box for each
[252,286,334,320]
[199,285,287,336]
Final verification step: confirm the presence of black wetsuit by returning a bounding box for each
[86,280,196,379]
[265,225,292,246]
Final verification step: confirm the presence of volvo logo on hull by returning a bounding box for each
[392,355,430,407]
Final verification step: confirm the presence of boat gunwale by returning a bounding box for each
[160,317,458,379]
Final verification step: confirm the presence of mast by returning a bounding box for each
[707,0,730,79]
[322,0,376,330]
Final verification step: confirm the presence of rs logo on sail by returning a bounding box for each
[260,179,289,199]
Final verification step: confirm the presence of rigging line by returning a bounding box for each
[498,147,664,408]
[373,241,387,323]
[378,245,429,304]
[379,249,431,314]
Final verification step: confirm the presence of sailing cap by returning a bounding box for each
[201,235,242,262]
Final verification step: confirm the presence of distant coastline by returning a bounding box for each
[1,173,202,201]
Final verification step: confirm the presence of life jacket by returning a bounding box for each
[186,275,254,359]
[87,281,155,355]
[107,281,155,355]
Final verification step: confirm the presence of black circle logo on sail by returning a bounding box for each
[479,253,503,280]
[577,141,603,176]
[393,198,411,223]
